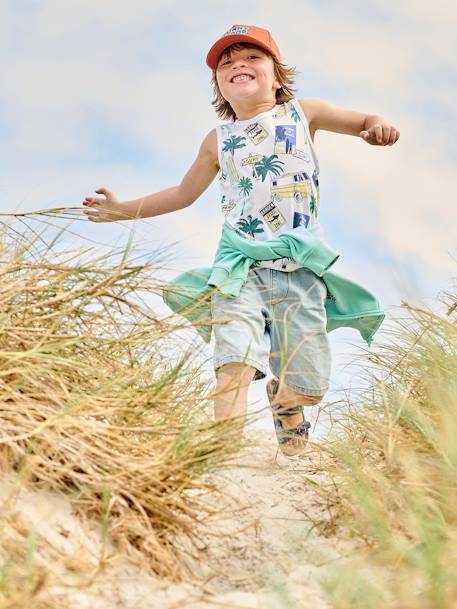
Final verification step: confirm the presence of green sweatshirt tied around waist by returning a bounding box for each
[162,223,385,346]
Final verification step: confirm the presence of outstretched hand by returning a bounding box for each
[82,187,130,222]
[360,123,400,146]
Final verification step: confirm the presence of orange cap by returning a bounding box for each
[206,24,281,70]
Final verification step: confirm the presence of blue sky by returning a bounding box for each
[1,0,456,432]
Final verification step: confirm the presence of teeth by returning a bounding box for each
[232,74,253,83]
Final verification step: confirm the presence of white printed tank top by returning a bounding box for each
[215,98,321,271]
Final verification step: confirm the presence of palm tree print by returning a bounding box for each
[236,215,265,238]
[238,176,254,215]
[254,155,285,182]
[290,105,300,123]
[222,135,246,156]
[310,192,318,216]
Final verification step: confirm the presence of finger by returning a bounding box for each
[84,206,119,220]
[374,125,383,144]
[83,206,105,216]
[83,196,104,205]
[359,130,370,141]
[95,187,112,196]
[365,128,377,144]
[388,128,397,145]
[382,125,391,145]
[85,197,109,206]
[83,209,100,218]
[85,212,111,223]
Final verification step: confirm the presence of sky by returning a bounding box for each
[1,0,456,433]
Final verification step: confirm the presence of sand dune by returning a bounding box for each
[2,431,349,609]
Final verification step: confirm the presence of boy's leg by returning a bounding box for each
[268,268,330,453]
[213,363,257,421]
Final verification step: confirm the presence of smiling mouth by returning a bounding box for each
[230,74,254,83]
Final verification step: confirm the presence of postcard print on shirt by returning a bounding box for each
[245,123,269,145]
[259,201,286,232]
[274,125,296,155]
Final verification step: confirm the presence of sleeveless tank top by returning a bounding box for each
[215,98,321,271]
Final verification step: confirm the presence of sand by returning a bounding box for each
[2,431,350,609]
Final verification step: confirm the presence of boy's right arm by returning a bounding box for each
[83,129,219,222]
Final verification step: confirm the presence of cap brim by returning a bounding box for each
[206,35,278,69]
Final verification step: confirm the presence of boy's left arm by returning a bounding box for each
[299,98,400,146]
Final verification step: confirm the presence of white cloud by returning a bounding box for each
[316,126,457,272]
[396,0,457,29]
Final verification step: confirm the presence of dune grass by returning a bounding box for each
[0,505,61,609]
[0,219,245,607]
[314,287,457,609]
[7,210,457,609]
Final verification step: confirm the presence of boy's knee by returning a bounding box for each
[216,363,257,388]
[216,362,256,377]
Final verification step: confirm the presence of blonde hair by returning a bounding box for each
[210,43,297,121]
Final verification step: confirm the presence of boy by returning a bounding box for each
[83,25,399,456]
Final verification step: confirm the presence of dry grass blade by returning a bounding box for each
[306,287,457,609]
[0,221,244,593]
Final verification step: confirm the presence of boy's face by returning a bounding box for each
[215,45,280,107]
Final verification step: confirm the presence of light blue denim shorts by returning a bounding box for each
[211,267,331,397]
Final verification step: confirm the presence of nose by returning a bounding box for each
[231,58,247,69]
